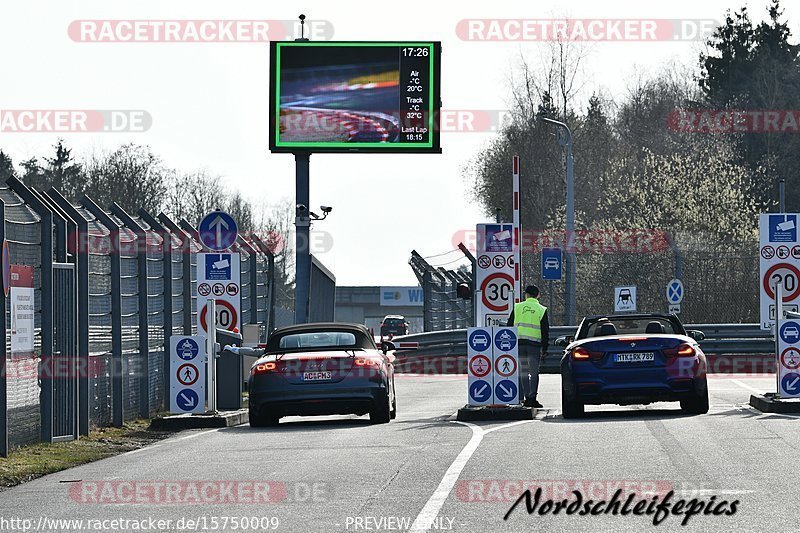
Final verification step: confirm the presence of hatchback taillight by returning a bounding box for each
[252,362,277,375]
[664,343,696,358]
[354,358,380,367]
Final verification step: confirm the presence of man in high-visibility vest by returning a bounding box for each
[507,285,550,408]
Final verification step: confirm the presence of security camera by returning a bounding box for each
[320,206,332,214]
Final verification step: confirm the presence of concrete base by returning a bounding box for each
[150,409,249,430]
[749,393,800,414]
[456,404,535,421]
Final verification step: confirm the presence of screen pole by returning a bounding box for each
[294,153,311,324]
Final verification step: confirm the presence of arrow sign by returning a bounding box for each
[469,379,492,404]
[198,211,238,251]
[494,379,518,403]
[781,372,800,397]
[175,388,201,412]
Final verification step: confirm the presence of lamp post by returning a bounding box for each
[540,117,576,325]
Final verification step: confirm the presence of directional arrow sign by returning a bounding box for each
[494,379,519,404]
[198,211,238,251]
[469,379,492,405]
[781,372,800,396]
[175,388,200,412]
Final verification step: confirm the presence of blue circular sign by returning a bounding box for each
[469,379,492,402]
[495,328,517,352]
[494,379,518,403]
[781,372,800,395]
[468,330,492,352]
[780,321,800,344]
[198,211,238,251]
[175,388,200,411]
[176,338,199,360]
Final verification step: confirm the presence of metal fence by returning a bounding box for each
[0,178,281,456]
[409,251,472,331]
[393,323,775,374]
[521,240,758,326]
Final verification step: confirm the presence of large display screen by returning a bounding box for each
[269,41,441,153]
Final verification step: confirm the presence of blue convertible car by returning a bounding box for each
[557,314,708,418]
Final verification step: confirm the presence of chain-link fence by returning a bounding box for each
[0,179,282,456]
[520,234,758,325]
[409,251,472,331]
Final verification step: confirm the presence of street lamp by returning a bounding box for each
[539,116,576,325]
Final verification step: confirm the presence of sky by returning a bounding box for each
[0,0,795,286]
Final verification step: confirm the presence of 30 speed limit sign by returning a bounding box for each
[480,272,514,312]
[476,223,519,326]
[760,214,800,329]
[197,252,241,334]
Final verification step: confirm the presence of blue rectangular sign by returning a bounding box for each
[541,248,562,281]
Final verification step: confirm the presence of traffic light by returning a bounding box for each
[456,282,473,299]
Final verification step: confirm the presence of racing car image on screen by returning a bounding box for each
[279,64,401,143]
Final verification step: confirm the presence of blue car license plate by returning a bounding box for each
[613,352,655,363]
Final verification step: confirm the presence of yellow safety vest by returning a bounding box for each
[513,298,546,342]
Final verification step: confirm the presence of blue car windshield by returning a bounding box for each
[278,332,358,349]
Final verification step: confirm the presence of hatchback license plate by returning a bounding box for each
[303,371,332,381]
[614,352,655,363]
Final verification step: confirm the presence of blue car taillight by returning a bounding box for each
[663,343,696,358]
[572,347,604,361]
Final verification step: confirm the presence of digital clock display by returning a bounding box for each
[269,41,442,153]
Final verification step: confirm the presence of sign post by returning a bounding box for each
[196,210,241,339]
[760,213,800,330]
[666,278,684,315]
[169,335,206,414]
[614,285,637,313]
[476,224,516,327]
[466,326,520,406]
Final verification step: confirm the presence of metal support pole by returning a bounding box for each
[49,188,90,436]
[111,204,150,419]
[0,198,7,456]
[780,178,786,213]
[294,153,311,324]
[158,214,193,335]
[81,196,123,427]
[207,298,217,412]
[267,252,276,333]
[540,117,576,325]
[549,280,554,322]
[422,270,433,332]
[8,178,55,440]
[776,283,783,398]
[138,210,172,411]
[249,250,258,324]
[565,137,576,325]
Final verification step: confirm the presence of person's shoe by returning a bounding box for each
[524,398,543,408]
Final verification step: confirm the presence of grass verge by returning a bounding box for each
[0,419,175,489]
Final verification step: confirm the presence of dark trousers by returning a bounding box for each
[519,342,542,400]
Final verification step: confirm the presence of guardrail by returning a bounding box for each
[391,324,774,374]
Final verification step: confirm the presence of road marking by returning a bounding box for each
[409,419,530,532]
[731,379,767,395]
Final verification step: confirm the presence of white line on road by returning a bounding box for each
[731,379,768,395]
[409,419,530,533]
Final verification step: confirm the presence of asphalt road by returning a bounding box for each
[1,374,798,533]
